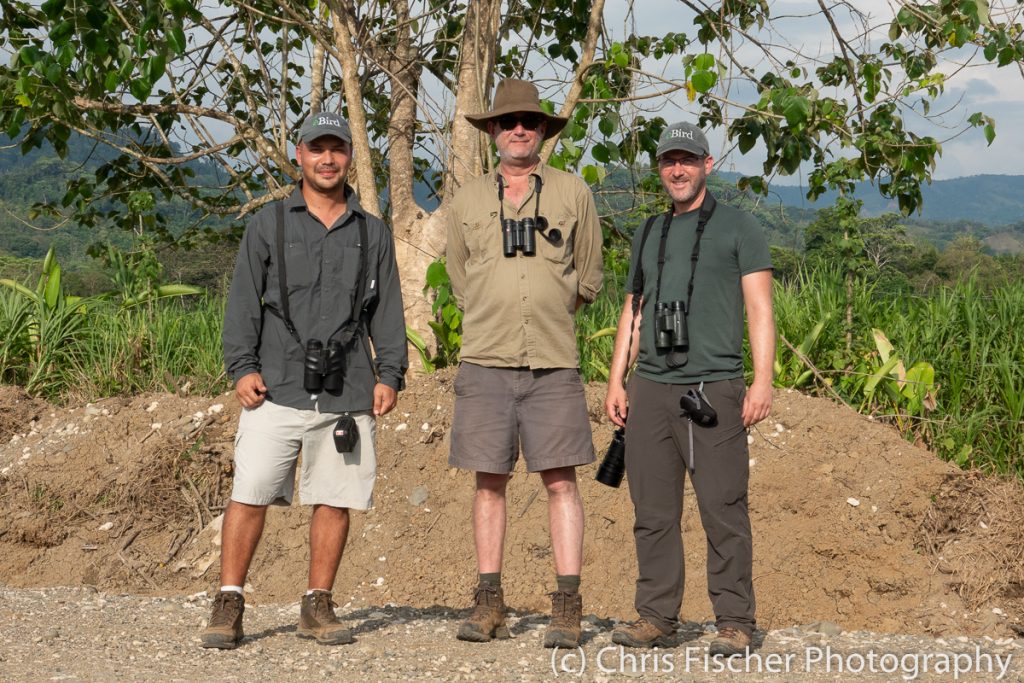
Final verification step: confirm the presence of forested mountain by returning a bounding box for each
[1,132,1022,290]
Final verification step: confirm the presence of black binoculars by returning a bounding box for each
[655,300,688,350]
[303,339,345,394]
[502,217,539,257]
[680,387,717,426]
[596,426,626,488]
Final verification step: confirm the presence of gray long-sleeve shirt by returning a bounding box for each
[223,184,408,412]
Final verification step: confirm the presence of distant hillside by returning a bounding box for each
[3,130,1024,277]
[728,172,1024,226]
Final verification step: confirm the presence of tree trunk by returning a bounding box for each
[329,2,381,216]
[391,0,501,350]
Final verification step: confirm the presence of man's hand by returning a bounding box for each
[605,383,628,427]
[373,383,398,416]
[742,382,772,427]
[235,372,267,410]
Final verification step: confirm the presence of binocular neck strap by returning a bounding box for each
[653,192,717,316]
[496,172,543,227]
[271,201,370,350]
[275,201,303,348]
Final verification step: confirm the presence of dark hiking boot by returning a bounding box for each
[611,618,673,648]
[201,590,244,649]
[543,590,583,648]
[708,626,751,656]
[456,585,509,642]
[297,590,354,645]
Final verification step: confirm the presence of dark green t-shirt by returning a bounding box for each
[625,201,772,384]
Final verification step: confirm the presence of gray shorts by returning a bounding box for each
[449,362,595,474]
[231,400,376,509]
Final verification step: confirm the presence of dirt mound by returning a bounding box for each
[1,374,1021,637]
[0,385,46,443]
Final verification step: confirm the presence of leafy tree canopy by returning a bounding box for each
[1,0,1022,309]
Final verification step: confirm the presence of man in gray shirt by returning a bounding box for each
[202,111,407,649]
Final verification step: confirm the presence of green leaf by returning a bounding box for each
[85,7,107,29]
[49,20,74,44]
[691,70,716,93]
[104,70,120,92]
[40,0,67,20]
[19,46,41,67]
[693,53,715,70]
[581,165,600,185]
[592,143,610,164]
[863,355,901,404]
[44,63,62,84]
[168,27,187,56]
[0,278,41,304]
[165,0,192,18]
[782,95,811,127]
[152,284,203,298]
[425,260,448,289]
[983,123,995,145]
[130,78,152,101]
[43,262,62,310]
[145,53,166,83]
[872,328,894,363]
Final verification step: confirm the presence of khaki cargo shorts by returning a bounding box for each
[449,362,595,474]
[230,400,376,509]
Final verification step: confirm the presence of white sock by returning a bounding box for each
[220,585,243,594]
[306,588,330,595]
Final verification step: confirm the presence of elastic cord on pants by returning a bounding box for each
[687,419,694,473]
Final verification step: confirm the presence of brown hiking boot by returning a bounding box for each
[456,584,509,642]
[611,618,673,648]
[543,590,583,648]
[201,590,244,649]
[708,626,751,656]
[297,590,354,645]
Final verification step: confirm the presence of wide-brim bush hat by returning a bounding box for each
[465,78,568,140]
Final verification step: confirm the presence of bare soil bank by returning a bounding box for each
[1,373,1021,637]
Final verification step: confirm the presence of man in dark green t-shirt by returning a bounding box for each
[603,122,775,656]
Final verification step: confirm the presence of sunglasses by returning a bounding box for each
[496,114,545,131]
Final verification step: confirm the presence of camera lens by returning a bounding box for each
[596,427,627,488]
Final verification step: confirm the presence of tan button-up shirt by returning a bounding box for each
[446,164,604,369]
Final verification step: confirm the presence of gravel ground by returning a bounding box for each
[1,586,1022,682]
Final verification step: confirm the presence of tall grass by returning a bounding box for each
[0,291,229,402]
[772,268,1024,478]
[2,263,1021,479]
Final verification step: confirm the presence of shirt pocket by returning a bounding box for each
[463,217,496,265]
[537,212,575,266]
[325,246,363,309]
[284,240,313,290]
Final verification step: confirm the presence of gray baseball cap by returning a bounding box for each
[298,111,352,145]
[656,122,710,158]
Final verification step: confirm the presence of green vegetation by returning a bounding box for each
[773,267,1023,478]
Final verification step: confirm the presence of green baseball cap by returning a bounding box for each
[298,111,352,145]
[656,122,710,158]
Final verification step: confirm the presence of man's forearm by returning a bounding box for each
[608,296,641,388]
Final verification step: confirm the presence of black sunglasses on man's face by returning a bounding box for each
[496,114,544,131]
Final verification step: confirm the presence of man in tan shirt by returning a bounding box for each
[446,78,603,649]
